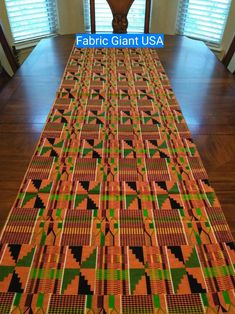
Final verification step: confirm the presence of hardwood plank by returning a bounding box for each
[0,157,29,181]
[0,133,40,157]
[0,114,48,124]
[0,123,44,133]
[0,181,21,227]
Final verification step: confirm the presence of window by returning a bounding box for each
[5,0,58,43]
[177,0,232,46]
[83,0,146,33]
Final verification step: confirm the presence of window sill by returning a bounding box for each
[206,43,223,53]
[14,34,58,51]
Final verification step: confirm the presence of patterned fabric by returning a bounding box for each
[0,47,235,313]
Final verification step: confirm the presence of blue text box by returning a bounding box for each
[76,34,164,48]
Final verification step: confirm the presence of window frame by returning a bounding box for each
[177,0,232,49]
[4,0,58,48]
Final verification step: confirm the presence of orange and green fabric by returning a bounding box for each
[0,47,234,313]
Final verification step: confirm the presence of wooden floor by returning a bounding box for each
[0,35,235,237]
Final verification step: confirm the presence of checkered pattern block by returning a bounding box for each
[0,47,234,313]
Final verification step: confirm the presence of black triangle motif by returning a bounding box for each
[127,182,137,191]
[96,119,103,125]
[50,149,58,157]
[87,139,94,146]
[169,197,182,209]
[32,180,42,190]
[8,271,23,293]
[187,273,206,293]
[34,196,45,208]
[92,151,101,158]
[149,140,158,146]
[157,182,167,191]
[169,246,184,263]
[87,197,98,210]
[80,181,90,192]
[130,247,144,264]
[9,244,21,262]
[125,140,133,147]
[152,119,160,125]
[70,246,83,264]
[78,274,93,294]
[47,138,55,145]
[159,151,169,158]
[61,117,68,124]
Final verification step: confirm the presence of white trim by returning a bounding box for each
[206,43,223,52]
[14,34,58,50]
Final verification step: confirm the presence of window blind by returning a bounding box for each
[5,0,58,43]
[83,0,146,33]
[177,0,232,45]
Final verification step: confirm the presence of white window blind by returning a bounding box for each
[83,0,146,33]
[177,0,232,45]
[5,0,58,43]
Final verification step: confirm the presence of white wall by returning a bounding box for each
[220,0,235,58]
[228,53,235,73]
[150,0,179,35]
[57,0,85,34]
